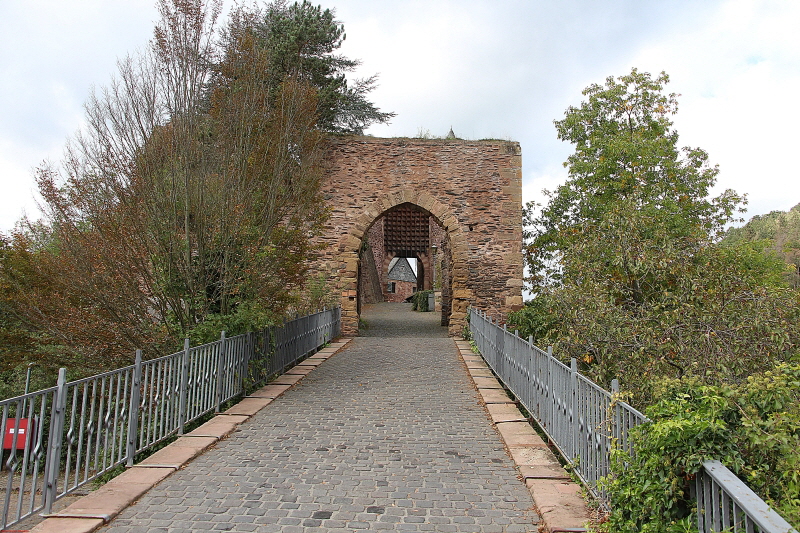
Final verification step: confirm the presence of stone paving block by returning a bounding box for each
[286,366,315,375]
[223,396,273,416]
[46,467,175,523]
[249,384,291,398]
[473,376,504,389]
[467,367,495,378]
[328,339,352,347]
[112,466,176,486]
[463,359,489,369]
[316,347,338,354]
[509,446,561,468]
[486,403,528,423]
[518,464,571,481]
[496,421,548,447]
[525,478,590,532]
[270,373,304,385]
[478,388,515,404]
[31,517,105,533]
[185,414,248,438]
[139,436,217,468]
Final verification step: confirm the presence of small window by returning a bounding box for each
[387,282,396,293]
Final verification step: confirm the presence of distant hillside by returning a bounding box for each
[723,203,800,287]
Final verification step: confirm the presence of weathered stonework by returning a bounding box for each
[316,137,524,336]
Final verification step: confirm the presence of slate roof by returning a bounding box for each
[387,257,417,283]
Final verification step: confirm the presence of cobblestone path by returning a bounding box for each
[103,303,539,532]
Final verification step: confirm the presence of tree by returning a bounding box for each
[1,0,330,373]
[244,0,395,134]
[517,69,800,404]
[525,69,743,289]
[722,203,800,288]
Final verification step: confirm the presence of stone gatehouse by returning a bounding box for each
[314,137,524,336]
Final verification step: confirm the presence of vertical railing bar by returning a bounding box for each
[178,338,190,436]
[43,368,67,514]
[215,331,226,413]
[127,350,142,467]
[59,388,73,493]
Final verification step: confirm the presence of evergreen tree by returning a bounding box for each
[244,0,394,134]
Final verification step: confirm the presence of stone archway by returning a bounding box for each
[314,137,524,337]
[341,192,467,333]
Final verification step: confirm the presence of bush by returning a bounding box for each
[410,290,432,312]
[506,295,559,344]
[599,364,800,532]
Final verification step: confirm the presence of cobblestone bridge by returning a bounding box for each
[107,303,536,532]
[33,303,592,533]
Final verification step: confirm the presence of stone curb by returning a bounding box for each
[455,340,590,533]
[29,338,353,533]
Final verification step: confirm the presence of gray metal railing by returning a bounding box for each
[469,308,797,533]
[0,307,340,530]
[696,461,796,533]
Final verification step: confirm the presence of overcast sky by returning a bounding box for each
[1,0,798,232]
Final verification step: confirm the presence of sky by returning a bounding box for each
[1,0,798,232]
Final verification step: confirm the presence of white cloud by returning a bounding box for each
[629,0,800,217]
[1,0,798,232]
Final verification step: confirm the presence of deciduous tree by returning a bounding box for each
[514,69,800,404]
[2,0,333,373]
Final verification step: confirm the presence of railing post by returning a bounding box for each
[126,350,142,467]
[547,346,553,433]
[570,358,578,462]
[43,368,67,514]
[177,338,190,436]
[215,331,226,413]
[610,378,620,454]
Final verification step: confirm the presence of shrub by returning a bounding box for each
[599,364,800,532]
[410,290,432,312]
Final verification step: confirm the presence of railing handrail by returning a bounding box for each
[698,460,797,533]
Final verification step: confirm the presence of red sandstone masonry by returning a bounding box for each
[316,137,524,336]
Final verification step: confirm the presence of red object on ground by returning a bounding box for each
[3,418,35,451]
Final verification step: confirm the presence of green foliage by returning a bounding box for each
[506,294,558,344]
[520,68,800,404]
[410,290,432,312]
[722,203,800,287]
[186,302,276,346]
[600,365,800,531]
[541,203,800,402]
[525,68,743,289]
[248,0,394,134]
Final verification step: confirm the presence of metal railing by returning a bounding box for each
[696,461,796,533]
[469,308,797,533]
[0,307,340,530]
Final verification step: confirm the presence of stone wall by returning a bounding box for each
[358,240,383,306]
[314,137,524,336]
